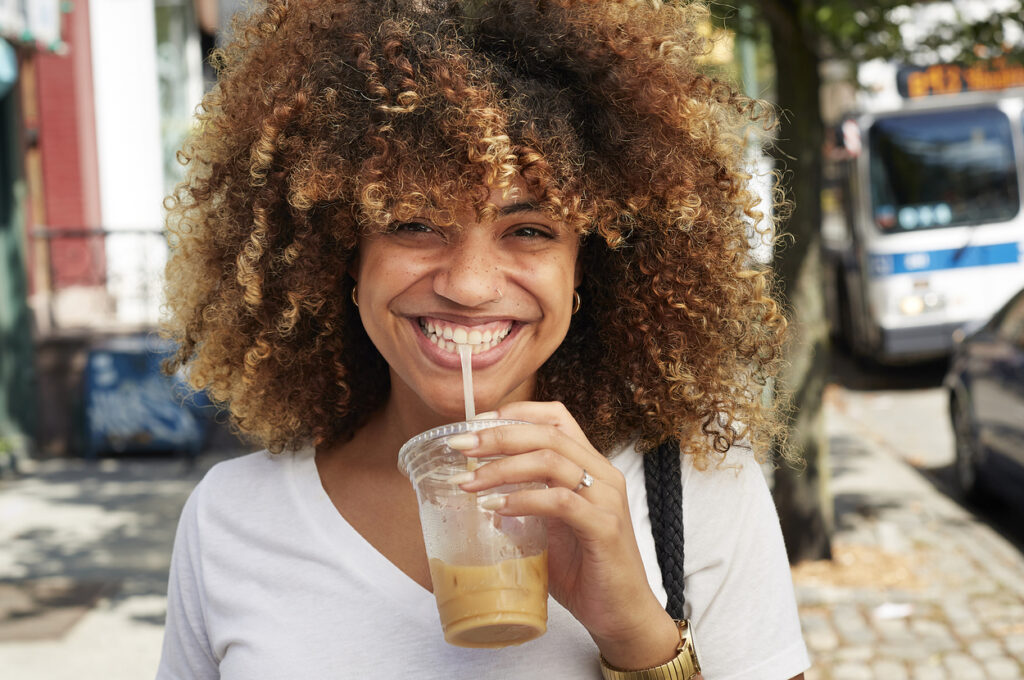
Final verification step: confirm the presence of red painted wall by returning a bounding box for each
[35,1,103,290]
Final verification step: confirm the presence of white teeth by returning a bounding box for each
[420,319,514,354]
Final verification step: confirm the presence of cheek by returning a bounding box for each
[358,255,423,296]
[527,264,577,317]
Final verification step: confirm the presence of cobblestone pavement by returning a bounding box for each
[794,387,1024,680]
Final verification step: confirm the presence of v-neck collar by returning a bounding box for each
[288,446,440,624]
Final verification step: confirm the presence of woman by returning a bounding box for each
[157,0,809,678]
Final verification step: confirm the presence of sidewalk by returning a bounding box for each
[1,407,1023,679]
[794,401,1024,679]
[0,454,228,680]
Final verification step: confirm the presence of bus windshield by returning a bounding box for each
[868,107,1019,233]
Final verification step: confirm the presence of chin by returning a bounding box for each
[419,387,508,424]
[419,393,477,424]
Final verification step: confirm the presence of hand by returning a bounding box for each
[447,401,680,670]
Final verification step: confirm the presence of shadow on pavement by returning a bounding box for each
[828,344,949,392]
[0,579,118,642]
[916,462,1024,554]
[827,434,872,484]
[0,425,248,642]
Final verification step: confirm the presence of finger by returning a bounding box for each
[480,401,587,440]
[450,422,601,469]
[458,449,602,495]
[486,486,621,541]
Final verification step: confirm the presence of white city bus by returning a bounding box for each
[823,60,1024,363]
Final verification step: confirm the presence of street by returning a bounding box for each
[1,353,1023,679]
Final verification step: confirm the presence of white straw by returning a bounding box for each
[457,344,479,474]
[457,344,476,420]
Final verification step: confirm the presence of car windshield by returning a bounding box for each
[868,107,1020,233]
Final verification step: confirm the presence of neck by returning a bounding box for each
[333,382,462,471]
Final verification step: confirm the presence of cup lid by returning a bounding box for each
[397,419,525,475]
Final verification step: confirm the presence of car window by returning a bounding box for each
[994,289,1024,348]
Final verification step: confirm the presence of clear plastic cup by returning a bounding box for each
[398,419,548,648]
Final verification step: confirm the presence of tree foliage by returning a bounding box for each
[716,0,1024,68]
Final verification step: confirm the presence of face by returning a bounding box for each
[352,181,582,424]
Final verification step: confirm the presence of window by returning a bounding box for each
[869,107,1019,233]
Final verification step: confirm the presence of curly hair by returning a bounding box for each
[162,0,789,466]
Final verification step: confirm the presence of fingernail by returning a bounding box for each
[446,433,479,450]
[448,471,475,485]
[478,494,506,510]
[472,411,499,420]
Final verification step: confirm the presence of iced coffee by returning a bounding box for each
[398,419,549,648]
[429,551,548,647]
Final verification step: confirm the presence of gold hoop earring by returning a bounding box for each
[350,284,359,308]
[571,290,581,315]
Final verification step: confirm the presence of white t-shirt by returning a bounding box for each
[156,442,809,680]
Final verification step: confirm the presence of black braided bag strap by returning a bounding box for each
[643,438,686,620]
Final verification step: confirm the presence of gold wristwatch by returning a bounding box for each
[599,619,701,680]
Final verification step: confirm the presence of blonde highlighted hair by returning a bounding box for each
[162,0,788,465]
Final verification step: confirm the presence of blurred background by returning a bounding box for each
[1,0,1023,678]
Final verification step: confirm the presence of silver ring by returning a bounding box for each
[574,469,594,492]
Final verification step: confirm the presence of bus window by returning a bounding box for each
[868,107,1019,232]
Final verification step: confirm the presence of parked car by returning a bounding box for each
[945,286,1024,504]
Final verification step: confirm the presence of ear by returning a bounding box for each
[573,252,584,288]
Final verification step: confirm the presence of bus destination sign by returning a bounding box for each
[897,59,1024,98]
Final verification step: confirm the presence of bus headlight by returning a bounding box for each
[898,293,945,315]
[899,295,926,315]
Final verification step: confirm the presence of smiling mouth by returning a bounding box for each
[417,317,515,355]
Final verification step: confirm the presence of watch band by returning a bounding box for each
[599,619,701,680]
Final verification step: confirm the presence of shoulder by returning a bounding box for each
[185,448,309,525]
[611,439,782,592]
[198,448,305,492]
[679,443,781,558]
[681,443,770,504]
[610,439,768,500]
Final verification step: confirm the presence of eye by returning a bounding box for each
[508,225,554,240]
[388,221,435,234]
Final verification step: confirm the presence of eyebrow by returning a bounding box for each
[497,201,544,217]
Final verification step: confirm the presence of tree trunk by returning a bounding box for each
[762,0,834,562]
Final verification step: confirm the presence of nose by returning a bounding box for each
[432,233,505,308]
